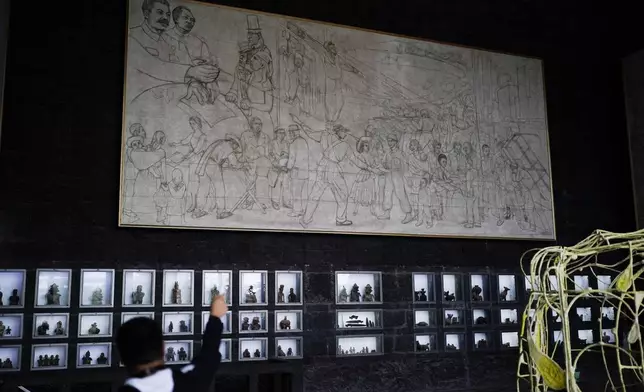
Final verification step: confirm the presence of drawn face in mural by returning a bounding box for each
[248,32,262,47]
[387,135,398,149]
[438,155,448,168]
[275,128,286,142]
[175,8,196,34]
[288,125,300,141]
[409,139,421,153]
[189,117,202,134]
[251,118,263,134]
[433,141,442,155]
[453,142,462,154]
[144,1,170,33]
[482,144,490,157]
[333,125,347,140]
[463,142,472,156]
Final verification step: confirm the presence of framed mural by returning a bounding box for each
[120,0,555,239]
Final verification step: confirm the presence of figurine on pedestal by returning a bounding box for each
[171,281,182,305]
[287,348,293,356]
[37,355,44,367]
[253,349,261,358]
[242,349,251,358]
[168,321,174,333]
[88,322,101,335]
[445,314,454,325]
[277,285,285,303]
[338,286,349,303]
[415,288,428,302]
[0,321,5,336]
[37,321,50,336]
[241,317,250,331]
[288,288,298,303]
[210,285,220,301]
[250,317,261,331]
[349,284,361,302]
[81,351,93,365]
[179,320,189,333]
[132,285,145,305]
[91,288,104,305]
[362,284,375,302]
[96,353,108,365]
[2,357,13,369]
[444,291,455,301]
[277,345,286,356]
[245,286,258,304]
[500,286,510,301]
[165,347,175,361]
[9,289,20,306]
[54,321,65,335]
[46,283,61,305]
[279,316,291,330]
[178,347,188,361]
[471,285,483,301]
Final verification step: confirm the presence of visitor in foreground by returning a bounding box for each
[116,295,227,392]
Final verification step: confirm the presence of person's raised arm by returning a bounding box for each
[290,114,322,142]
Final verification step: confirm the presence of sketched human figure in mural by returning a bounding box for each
[121,0,554,239]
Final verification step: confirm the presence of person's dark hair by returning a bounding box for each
[172,5,191,24]
[142,0,169,14]
[117,317,163,369]
[438,153,447,162]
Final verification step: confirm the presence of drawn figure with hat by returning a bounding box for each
[380,132,414,224]
[225,15,274,121]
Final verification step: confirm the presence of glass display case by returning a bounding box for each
[202,311,232,334]
[0,345,20,371]
[335,271,382,304]
[336,335,383,356]
[219,339,232,362]
[501,331,519,349]
[412,273,435,303]
[33,313,69,339]
[276,310,303,332]
[497,274,517,302]
[0,269,26,307]
[239,338,268,361]
[123,269,156,307]
[414,334,437,353]
[162,311,194,336]
[35,269,72,308]
[472,309,491,327]
[239,310,268,333]
[163,270,194,307]
[78,313,113,338]
[80,269,115,308]
[445,333,465,351]
[470,274,490,303]
[122,312,154,323]
[442,274,464,302]
[202,270,232,306]
[239,271,267,306]
[275,271,303,306]
[77,343,111,368]
[276,337,303,359]
[32,343,68,370]
[499,309,519,326]
[337,310,382,330]
[473,332,492,350]
[163,340,193,365]
[443,309,464,327]
[577,329,595,346]
[573,275,590,291]
[0,314,23,339]
[414,309,437,329]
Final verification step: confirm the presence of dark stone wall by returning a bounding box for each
[0,0,637,391]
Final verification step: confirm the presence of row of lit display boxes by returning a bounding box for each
[0,336,304,372]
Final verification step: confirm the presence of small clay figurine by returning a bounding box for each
[0,288,3,305]
[53,321,65,335]
[46,283,61,305]
[178,347,188,361]
[444,291,455,301]
[53,354,60,366]
[287,348,293,356]
[277,345,286,356]
[242,349,251,358]
[250,316,261,331]
[37,321,50,336]
[277,285,285,303]
[179,320,189,333]
[500,286,510,301]
[210,285,220,300]
[43,354,50,366]
[88,322,101,335]
[471,285,483,301]
[446,343,457,351]
[602,332,611,343]
[0,321,5,336]
[288,288,298,303]
[171,281,182,305]
[4,326,11,335]
[415,288,428,302]
[349,284,361,302]
[165,347,175,361]
[475,316,487,325]
[90,287,104,305]
[37,355,44,367]
[253,349,261,358]
[2,357,13,369]
[279,316,291,330]
[132,285,145,305]
[477,339,488,349]
[223,284,230,303]
[362,284,375,302]
[96,352,108,365]
[241,317,250,331]
[502,342,511,348]
[9,289,20,306]
[245,286,258,304]
[168,321,174,333]
[338,286,349,303]
[82,350,93,365]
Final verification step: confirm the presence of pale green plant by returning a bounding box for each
[517,229,644,391]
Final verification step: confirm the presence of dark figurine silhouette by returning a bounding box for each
[475,316,487,325]
[250,317,262,331]
[178,347,188,361]
[165,347,175,361]
[242,348,251,358]
[602,332,611,343]
[241,317,250,331]
[349,284,361,302]
[288,288,297,303]
[0,289,3,305]
[444,291,455,301]
[82,351,93,365]
[253,349,261,358]
[37,321,50,336]
[45,283,61,305]
[53,321,65,335]
[286,348,293,356]
[415,288,428,302]
[9,289,20,306]
[277,285,285,303]
[500,286,510,301]
[179,320,189,333]
[471,285,483,301]
[279,316,291,330]
[132,285,145,305]
[416,340,430,352]
[277,345,286,356]
[2,357,13,369]
[96,352,108,365]
[168,321,174,333]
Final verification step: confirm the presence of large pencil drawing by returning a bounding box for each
[120,0,555,239]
